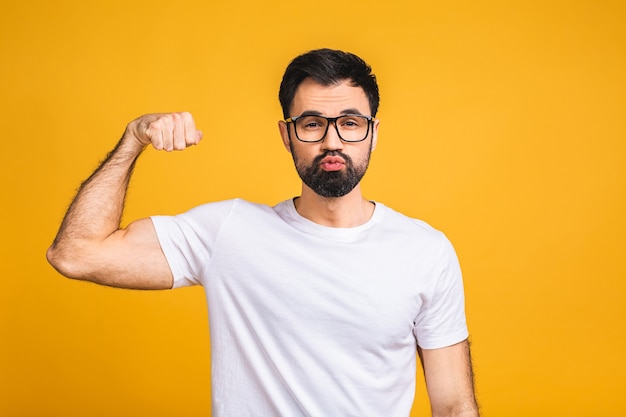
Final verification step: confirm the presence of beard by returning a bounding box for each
[291,143,372,198]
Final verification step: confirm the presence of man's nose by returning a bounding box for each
[321,122,344,150]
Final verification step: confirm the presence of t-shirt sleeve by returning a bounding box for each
[150,200,236,288]
[413,234,469,349]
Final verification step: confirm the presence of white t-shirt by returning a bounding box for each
[151,198,468,417]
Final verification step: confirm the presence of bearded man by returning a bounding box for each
[48,48,480,417]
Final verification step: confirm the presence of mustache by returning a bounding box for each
[312,150,353,165]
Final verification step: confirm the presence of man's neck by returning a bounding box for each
[294,185,375,228]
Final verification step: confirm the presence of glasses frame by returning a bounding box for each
[284,113,375,143]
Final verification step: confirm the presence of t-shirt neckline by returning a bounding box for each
[275,198,385,243]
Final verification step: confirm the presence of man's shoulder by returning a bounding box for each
[180,198,292,227]
[375,203,458,262]
[188,198,275,214]
[376,202,443,236]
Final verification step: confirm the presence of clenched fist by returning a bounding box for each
[125,112,203,152]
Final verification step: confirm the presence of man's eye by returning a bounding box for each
[299,117,326,129]
[339,117,363,128]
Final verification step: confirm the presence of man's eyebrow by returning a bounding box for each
[298,108,365,117]
[299,110,323,117]
[340,108,363,115]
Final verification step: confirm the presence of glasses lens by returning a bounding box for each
[336,115,369,142]
[295,116,328,142]
[294,115,370,142]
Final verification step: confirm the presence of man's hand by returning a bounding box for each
[124,112,203,152]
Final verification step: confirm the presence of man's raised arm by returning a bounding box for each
[46,112,202,289]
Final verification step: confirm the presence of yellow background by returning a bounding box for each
[1,0,624,416]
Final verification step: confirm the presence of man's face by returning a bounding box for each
[278,78,379,198]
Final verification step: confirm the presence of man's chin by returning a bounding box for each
[297,162,367,198]
[314,189,353,198]
[307,179,358,198]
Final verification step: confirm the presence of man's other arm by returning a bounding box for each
[418,339,480,417]
[46,112,202,289]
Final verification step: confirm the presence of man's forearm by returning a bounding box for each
[47,132,145,276]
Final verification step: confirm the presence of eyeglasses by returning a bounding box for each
[285,114,375,143]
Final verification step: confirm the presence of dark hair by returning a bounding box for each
[278,48,380,118]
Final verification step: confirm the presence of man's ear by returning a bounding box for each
[278,120,292,153]
[371,119,380,151]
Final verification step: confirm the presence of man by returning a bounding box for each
[47,48,479,416]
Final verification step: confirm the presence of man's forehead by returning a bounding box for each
[291,78,369,114]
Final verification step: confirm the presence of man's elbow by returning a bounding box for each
[46,242,90,280]
[432,402,480,417]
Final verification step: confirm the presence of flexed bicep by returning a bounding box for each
[92,218,174,289]
[47,112,201,289]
